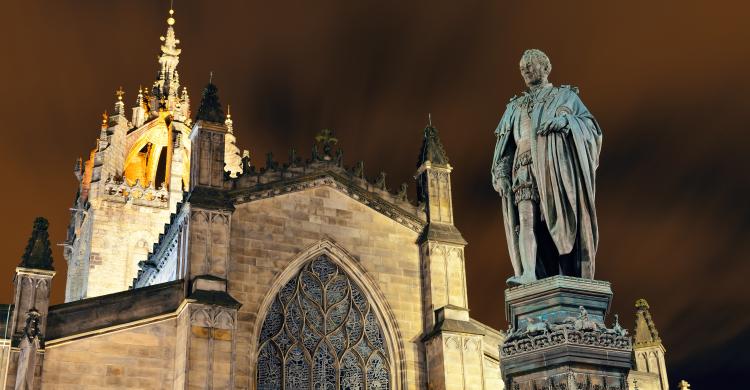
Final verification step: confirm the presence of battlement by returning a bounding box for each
[102,174,170,207]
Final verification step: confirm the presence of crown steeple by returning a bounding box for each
[152,7,182,107]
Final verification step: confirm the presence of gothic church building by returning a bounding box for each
[0,8,669,390]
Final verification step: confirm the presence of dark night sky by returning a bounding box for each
[1,1,748,387]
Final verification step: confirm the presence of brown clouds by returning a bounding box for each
[0,0,748,386]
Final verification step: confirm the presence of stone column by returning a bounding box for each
[500,276,633,390]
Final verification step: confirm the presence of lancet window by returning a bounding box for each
[257,254,391,390]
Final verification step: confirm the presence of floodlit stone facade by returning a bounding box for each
[0,8,670,390]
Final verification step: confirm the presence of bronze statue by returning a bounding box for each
[492,49,602,285]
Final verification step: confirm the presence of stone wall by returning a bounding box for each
[228,186,425,389]
[41,319,176,389]
[83,198,174,298]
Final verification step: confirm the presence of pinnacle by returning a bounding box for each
[19,217,54,271]
[416,122,449,168]
[195,81,226,123]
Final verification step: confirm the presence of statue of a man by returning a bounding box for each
[492,49,602,285]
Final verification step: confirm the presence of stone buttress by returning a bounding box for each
[415,123,488,390]
[2,218,55,390]
[172,82,242,389]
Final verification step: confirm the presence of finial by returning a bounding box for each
[428,113,432,127]
[678,380,691,390]
[116,86,125,101]
[635,298,650,310]
[227,104,231,118]
[209,71,213,84]
[315,129,338,160]
[167,2,175,26]
[101,110,109,126]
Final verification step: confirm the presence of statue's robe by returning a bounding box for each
[492,85,602,278]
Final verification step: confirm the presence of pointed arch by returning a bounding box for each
[251,238,406,389]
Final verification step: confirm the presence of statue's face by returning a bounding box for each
[519,57,548,88]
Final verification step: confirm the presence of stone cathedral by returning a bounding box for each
[0,8,672,390]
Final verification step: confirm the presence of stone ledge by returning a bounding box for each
[501,342,633,375]
[46,279,185,340]
[505,276,612,302]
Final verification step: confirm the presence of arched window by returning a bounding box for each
[257,254,391,390]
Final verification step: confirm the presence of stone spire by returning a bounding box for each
[416,117,451,205]
[19,217,54,271]
[224,105,243,178]
[195,80,226,123]
[631,298,670,390]
[152,8,182,106]
[416,115,449,169]
[634,298,661,346]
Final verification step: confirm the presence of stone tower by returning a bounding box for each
[630,299,669,390]
[416,122,489,389]
[63,9,193,301]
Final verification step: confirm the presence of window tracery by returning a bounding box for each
[257,255,391,389]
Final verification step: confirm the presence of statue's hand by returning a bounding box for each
[492,157,512,196]
[493,177,511,197]
[538,115,569,136]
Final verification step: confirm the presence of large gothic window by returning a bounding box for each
[257,255,391,390]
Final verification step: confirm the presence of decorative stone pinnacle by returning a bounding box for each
[19,217,54,271]
[116,86,124,101]
[634,297,662,346]
[195,81,225,123]
[416,119,449,167]
[678,380,691,390]
[314,129,338,160]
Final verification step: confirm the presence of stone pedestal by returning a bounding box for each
[500,276,632,390]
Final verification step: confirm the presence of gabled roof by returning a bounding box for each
[231,164,426,233]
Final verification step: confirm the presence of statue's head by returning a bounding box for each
[519,49,551,88]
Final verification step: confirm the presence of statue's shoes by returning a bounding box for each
[506,276,525,286]
[507,275,538,286]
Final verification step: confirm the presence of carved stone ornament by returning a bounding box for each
[15,309,41,390]
[501,306,631,358]
[190,306,235,330]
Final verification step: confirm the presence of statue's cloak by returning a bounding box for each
[492,85,602,278]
